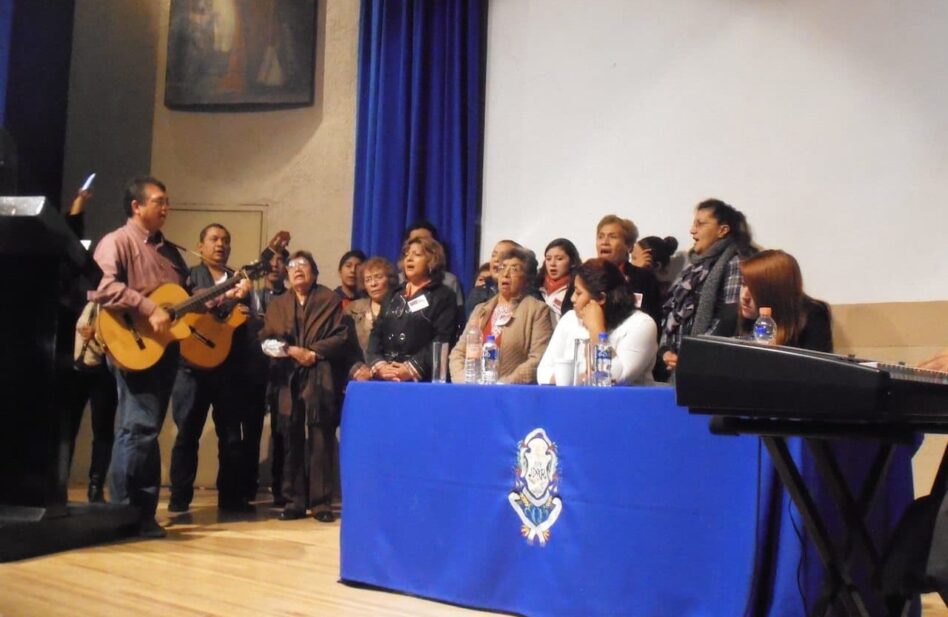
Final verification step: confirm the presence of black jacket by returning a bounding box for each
[366,281,458,380]
[620,261,663,329]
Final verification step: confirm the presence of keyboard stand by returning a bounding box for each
[709,416,922,617]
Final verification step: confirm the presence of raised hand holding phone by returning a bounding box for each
[80,173,96,193]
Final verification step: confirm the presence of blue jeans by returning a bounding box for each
[108,347,178,519]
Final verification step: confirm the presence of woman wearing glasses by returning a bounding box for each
[353,237,459,382]
[449,247,553,383]
[259,250,350,523]
[345,256,398,357]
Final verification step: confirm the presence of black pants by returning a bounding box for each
[65,365,117,482]
[169,365,244,507]
[240,378,267,501]
[279,405,335,512]
[270,407,285,501]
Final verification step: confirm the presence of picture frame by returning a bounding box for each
[165,0,317,110]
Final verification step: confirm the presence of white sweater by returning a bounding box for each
[536,310,657,386]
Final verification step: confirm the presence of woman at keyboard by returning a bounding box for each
[736,249,832,352]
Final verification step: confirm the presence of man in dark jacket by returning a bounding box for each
[167,223,253,513]
[595,214,663,328]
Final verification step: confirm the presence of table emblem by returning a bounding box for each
[508,428,563,545]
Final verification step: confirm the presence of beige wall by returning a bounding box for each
[68,0,360,488]
[151,0,359,291]
[61,0,161,241]
[832,301,948,497]
[148,0,359,489]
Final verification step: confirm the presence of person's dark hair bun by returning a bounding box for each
[637,235,679,269]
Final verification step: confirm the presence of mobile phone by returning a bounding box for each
[80,173,96,192]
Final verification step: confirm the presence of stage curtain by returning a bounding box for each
[352,0,486,292]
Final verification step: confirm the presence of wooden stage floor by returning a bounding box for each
[0,487,945,616]
[0,487,485,617]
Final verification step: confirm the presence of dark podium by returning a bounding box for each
[0,196,138,561]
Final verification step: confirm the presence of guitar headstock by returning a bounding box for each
[268,231,291,254]
[241,260,272,281]
[238,230,292,281]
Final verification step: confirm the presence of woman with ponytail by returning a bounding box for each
[659,199,755,377]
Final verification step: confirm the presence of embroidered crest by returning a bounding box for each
[508,428,563,545]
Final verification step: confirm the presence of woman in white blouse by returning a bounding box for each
[537,258,657,386]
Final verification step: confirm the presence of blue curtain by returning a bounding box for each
[352,0,486,293]
[0,0,13,126]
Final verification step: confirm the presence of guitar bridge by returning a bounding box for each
[188,326,216,349]
[121,313,147,350]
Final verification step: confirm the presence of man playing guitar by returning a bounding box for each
[92,176,188,538]
[168,223,254,513]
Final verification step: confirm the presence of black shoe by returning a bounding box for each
[313,509,335,523]
[278,508,305,521]
[138,518,167,539]
[168,500,189,513]
[272,492,286,507]
[87,480,105,503]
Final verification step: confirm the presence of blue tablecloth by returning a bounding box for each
[339,383,916,616]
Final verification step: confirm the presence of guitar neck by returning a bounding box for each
[172,274,244,317]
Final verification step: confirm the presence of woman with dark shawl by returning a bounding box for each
[260,250,350,523]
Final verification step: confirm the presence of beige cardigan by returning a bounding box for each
[345,297,376,357]
[449,294,553,384]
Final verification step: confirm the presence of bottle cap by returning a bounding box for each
[598,332,608,341]
[759,307,772,317]
[486,334,495,342]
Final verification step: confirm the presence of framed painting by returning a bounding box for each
[165,0,317,110]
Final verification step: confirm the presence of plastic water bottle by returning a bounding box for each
[463,326,482,384]
[481,334,499,384]
[754,307,776,345]
[593,332,613,387]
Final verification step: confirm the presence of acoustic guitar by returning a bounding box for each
[179,302,249,370]
[97,231,291,372]
[96,263,268,371]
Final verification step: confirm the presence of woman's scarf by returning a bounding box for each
[543,273,570,296]
[662,237,737,340]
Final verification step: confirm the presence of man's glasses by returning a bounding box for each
[287,259,309,270]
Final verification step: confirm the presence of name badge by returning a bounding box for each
[633,292,643,308]
[408,295,430,312]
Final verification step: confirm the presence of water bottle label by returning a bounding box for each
[754,324,770,338]
[484,348,498,361]
[466,345,481,360]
